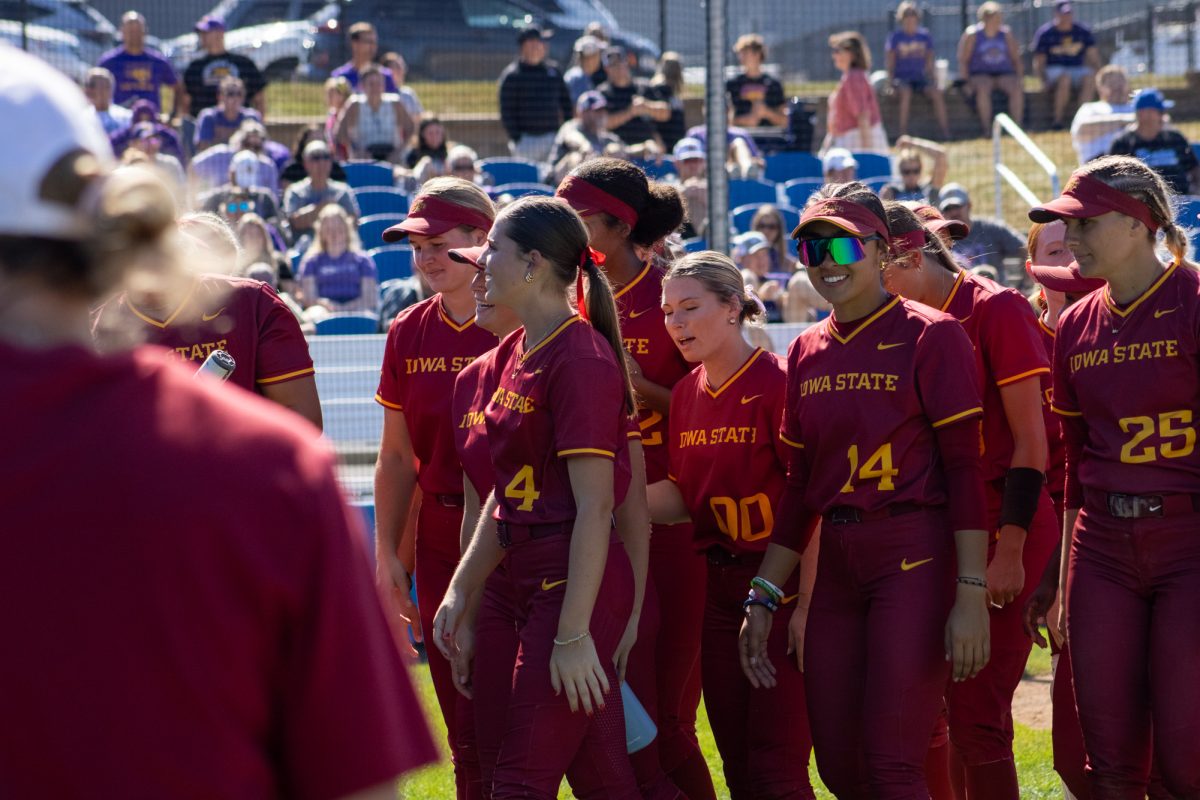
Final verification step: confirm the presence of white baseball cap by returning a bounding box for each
[0,46,115,239]
[732,231,770,259]
[822,148,858,174]
[673,137,704,161]
[232,150,260,188]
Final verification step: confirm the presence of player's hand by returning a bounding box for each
[786,602,809,672]
[447,619,476,700]
[738,607,777,689]
[986,527,1026,606]
[613,612,639,683]
[550,634,609,715]
[431,586,467,661]
[758,279,784,302]
[1046,592,1064,649]
[377,558,420,653]
[946,583,991,681]
[1021,577,1055,649]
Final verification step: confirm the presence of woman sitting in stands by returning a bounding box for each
[297,205,379,315]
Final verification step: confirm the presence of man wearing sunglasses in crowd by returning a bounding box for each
[194,76,264,153]
[199,151,283,233]
[283,140,362,253]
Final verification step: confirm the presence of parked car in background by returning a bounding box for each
[0,19,93,82]
[0,0,116,64]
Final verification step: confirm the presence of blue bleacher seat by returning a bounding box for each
[764,152,823,183]
[780,177,823,208]
[730,204,801,236]
[491,182,555,199]
[342,160,395,189]
[290,250,302,274]
[682,236,708,253]
[368,244,414,283]
[851,152,893,180]
[315,313,380,335]
[479,157,541,186]
[728,179,779,209]
[354,187,409,217]
[634,157,678,180]
[357,213,406,249]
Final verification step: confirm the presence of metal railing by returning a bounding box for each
[993,113,1060,219]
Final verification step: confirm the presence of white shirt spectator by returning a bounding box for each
[1071,99,1135,164]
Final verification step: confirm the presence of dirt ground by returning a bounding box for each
[1013,674,1054,731]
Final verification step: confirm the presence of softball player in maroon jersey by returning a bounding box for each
[882,200,1058,799]
[374,178,497,799]
[648,251,815,799]
[433,196,642,799]
[557,158,715,800]
[1030,156,1200,798]
[741,184,991,797]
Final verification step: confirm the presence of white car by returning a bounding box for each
[0,22,92,83]
[1109,21,1198,76]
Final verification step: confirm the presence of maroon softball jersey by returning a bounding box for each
[377,296,500,496]
[614,262,692,483]
[0,341,436,799]
[938,269,1052,481]
[1053,262,1200,496]
[454,342,508,498]
[91,273,314,394]
[1037,316,1067,500]
[668,348,789,555]
[486,316,632,525]
[780,297,983,518]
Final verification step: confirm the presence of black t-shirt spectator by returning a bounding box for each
[498,60,573,140]
[600,80,657,145]
[1109,129,1198,196]
[184,52,267,114]
[645,81,685,151]
[725,72,786,126]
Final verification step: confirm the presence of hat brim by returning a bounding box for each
[381,215,460,243]
[448,245,486,269]
[1028,261,1106,293]
[1028,194,1099,223]
[792,215,877,240]
[927,217,970,241]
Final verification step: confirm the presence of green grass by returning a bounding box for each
[395,655,1058,799]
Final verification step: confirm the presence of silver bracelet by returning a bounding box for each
[553,631,591,647]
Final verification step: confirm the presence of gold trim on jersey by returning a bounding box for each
[375,393,404,410]
[127,279,200,329]
[558,447,615,458]
[627,429,642,439]
[438,298,478,333]
[995,366,1051,387]
[1104,261,1177,318]
[1051,404,1083,417]
[613,262,652,300]
[258,367,315,385]
[779,432,805,449]
[826,296,901,345]
[939,270,966,315]
[520,315,581,363]
[704,348,764,399]
[1037,316,1056,339]
[931,406,983,428]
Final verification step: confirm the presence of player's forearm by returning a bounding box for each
[756,543,803,592]
[646,479,690,525]
[954,528,990,582]
[373,450,418,566]
[794,526,820,609]
[633,375,673,415]
[1059,507,1079,600]
[615,444,650,621]
[559,495,615,636]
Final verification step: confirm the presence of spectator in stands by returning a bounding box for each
[784,266,832,322]
[751,204,797,272]
[673,136,707,238]
[498,25,573,164]
[564,35,605,104]
[585,22,611,43]
[938,182,1026,282]
[885,1,951,139]
[323,76,352,159]
[336,65,414,163]
[284,140,361,250]
[194,76,262,152]
[405,116,450,172]
[880,134,947,202]
[298,206,379,315]
[726,34,787,130]
[822,147,858,183]
[380,51,424,124]
[685,124,765,179]
[1108,88,1200,196]
[84,68,132,136]
[237,212,295,293]
[551,90,622,166]
[598,47,670,150]
[98,11,178,114]
[199,151,282,229]
[128,122,186,191]
[1032,0,1100,131]
[190,120,278,195]
[280,124,346,191]
[332,23,400,93]
[647,51,687,150]
[1070,65,1135,164]
[181,15,267,116]
[110,99,184,163]
[445,145,488,188]
[958,1,1024,135]
[244,262,315,335]
[732,231,786,322]
[825,30,888,154]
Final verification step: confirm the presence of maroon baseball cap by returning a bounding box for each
[448,245,486,269]
[793,197,890,242]
[1026,259,1105,294]
[910,204,970,241]
[382,194,493,242]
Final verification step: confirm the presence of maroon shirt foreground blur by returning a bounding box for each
[0,342,437,799]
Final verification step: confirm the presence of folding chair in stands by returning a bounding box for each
[851,152,893,180]
[491,182,555,199]
[354,187,409,217]
[315,313,380,335]
[479,158,540,186]
[764,151,823,183]
[730,203,765,234]
[357,213,406,249]
[368,245,414,283]
[682,237,708,253]
[342,160,395,189]
[728,178,779,209]
[780,177,824,208]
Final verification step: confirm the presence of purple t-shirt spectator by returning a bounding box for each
[299,251,377,303]
[98,47,178,110]
[886,28,935,83]
[331,63,399,93]
[1033,22,1095,67]
[685,124,763,157]
[195,107,263,148]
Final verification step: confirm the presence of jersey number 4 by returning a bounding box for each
[504,465,541,511]
[840,443,899,493]
[1119,410,1196,464]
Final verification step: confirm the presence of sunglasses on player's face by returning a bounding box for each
[797,234,881,267]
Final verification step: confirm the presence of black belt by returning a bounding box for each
[1097,491,1200,520]
[496,519,573,549]
[433,493,465,508]
[705,545,749,566]
[823,502,928,526]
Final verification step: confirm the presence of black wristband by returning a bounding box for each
[998,467,1045,531]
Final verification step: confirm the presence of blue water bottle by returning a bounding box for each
[621,682,657,754]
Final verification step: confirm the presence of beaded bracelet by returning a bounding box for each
[750,576,783,604]
[553,631,592,647]
[956,576,988,589]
